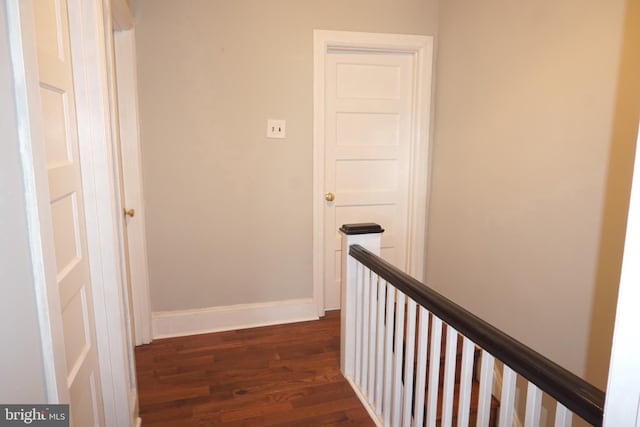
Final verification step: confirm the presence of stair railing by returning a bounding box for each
[339,223,605,427]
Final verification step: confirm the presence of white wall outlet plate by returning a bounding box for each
[266,119,286,139]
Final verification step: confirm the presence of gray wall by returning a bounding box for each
[427,0,639,386]
[133,0,438,311]
[0,2,47,402]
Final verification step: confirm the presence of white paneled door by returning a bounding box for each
[33,0,105,424]
[323,50,416,309]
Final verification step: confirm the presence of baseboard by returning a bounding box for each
[135,417,142,427]
[152,298,319,339]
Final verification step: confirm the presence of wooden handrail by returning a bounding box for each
[349,244,605,426]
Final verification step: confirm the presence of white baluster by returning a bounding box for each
[402,299,417,426]
[442,325,459,427]
[383,283,396,426]
[354,263,363,385]
[361,267,371,392]
[426,316,443,427]
[498,365,517,427]
[524,382,542,427]
[413,307,429,427]
[554,403,572,427]
[392,292,406,427]
[476,350,495,427]
[457,337,475,427]
[368,272,378,402]
[375,278,386,412]
[339,257,356,378]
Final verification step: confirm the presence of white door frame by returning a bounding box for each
[7,0,138,425]
[109,0,153,346]
[312,30,434,316]
[113,27,153,346]
[603,121,640,426]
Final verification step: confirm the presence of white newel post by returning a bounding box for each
[339,223,383,379]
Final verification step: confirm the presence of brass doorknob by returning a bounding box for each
[124,208,136,218]
[325,192,335,202]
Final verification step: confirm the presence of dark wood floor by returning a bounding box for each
[135,311,376,426]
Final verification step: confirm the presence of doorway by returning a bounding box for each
[313,30,434,314]
[7,0,139,424]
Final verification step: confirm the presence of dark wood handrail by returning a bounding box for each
[349,244,605,426]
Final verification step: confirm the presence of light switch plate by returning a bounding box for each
[266,119,286,139]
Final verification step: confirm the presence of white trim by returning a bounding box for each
[603,122,640,427]
[114,28,153,346]
[152,299,319,339]
[6,0,69,403]
[312,31,326,317]
[312,30,434,316]
[102,5,141,424]
[405,34,433,282]
[67,0,136,425]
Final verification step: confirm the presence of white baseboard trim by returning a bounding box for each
[152,298,319,339]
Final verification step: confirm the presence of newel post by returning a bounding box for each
[339,223,384,378]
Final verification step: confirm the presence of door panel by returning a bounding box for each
[335,159,399,191]
[33,0,105,424]
[40,88,72,166]
[336,112,400,146]
[69,362,100,426]
[61,289,89,374]
[335,63,401,99]
[50,194,80,275]
[324,50,414,309]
